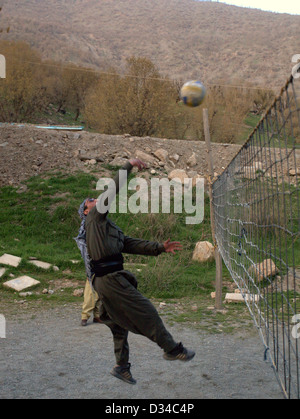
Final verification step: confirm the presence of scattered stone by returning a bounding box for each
[150,169,156,175]
[87,159,97,165]
[225,293,260,303]
[288,169,299,176]
[169,153,180,163]
[248,259,278,282]
[135,150,155,164]
[19,292,33,297]
[0,253,22,268]
[187,152,197,167]
[0,267,6,278]
[73,289,84,297]
[29,260,52,270]
[109,157,128,166]
[42,289,49,294]
[0,142,9,147]
[3,276,40,292]
[154,148,168,162]
[192,241,215,263]
[168,169,188,184]
[52,266,59,272]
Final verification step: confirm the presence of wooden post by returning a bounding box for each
[203,108,223,310]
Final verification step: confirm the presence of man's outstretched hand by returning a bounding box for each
[163,238,183,254]
[129,158,147,171]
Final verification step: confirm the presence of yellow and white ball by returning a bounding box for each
[180,80,206,107]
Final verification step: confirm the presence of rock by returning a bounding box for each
[73,289,84,297]
[225,293,260,303]
[187,152,197,167]
[0,253,22,268]
[249,259,278,282]
[150,169,156,175]
[52,266,59,272]
[110,157,128,166]
[0,267,6,278]
[0,142,9,147]
[168,169,189,184]
[29,260,52,270]
[288,169,299,176]
[169,153,180,163]
[87,159,97,165]
[19,292,33,297]
[154,148,168,162]
[3,276,40,292]
[135,150,155,164]
[192,241,215,263]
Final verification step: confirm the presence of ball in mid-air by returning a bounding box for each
[180,80,206,107]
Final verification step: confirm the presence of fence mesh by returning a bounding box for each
[212,75,300,399]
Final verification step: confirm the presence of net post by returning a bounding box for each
[203,108,223,310]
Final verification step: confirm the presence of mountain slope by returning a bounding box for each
[1,0,299,89]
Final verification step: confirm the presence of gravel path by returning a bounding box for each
[0,305,283,399]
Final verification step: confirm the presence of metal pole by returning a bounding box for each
[203,108,223,310]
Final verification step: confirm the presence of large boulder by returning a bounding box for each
[192,241,215,263]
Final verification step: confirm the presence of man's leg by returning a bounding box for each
[95,273,178,353]
[81,279,94,325]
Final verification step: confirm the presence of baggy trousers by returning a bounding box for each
[93,270,177,366]
[81,279,101,320]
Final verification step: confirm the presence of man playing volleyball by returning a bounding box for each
[83,158,195,384]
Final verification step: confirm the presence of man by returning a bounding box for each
[84,158,195,385]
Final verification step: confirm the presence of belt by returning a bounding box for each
[91,254,124,277]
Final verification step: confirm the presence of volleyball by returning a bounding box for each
[180,80,206,107]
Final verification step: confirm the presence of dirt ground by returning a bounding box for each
[0,123,242,188]
[0,304,284,400]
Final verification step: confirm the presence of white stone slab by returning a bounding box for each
[0,267,6,278]
[29,260,52,270]
[0,254,21,268]
[3,276,40,292]
[225,293,260,303]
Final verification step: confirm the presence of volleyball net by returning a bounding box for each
[212,75,300,399]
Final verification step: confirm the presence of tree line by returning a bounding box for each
[0,40,275,143]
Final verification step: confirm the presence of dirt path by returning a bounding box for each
[0,304,283,399]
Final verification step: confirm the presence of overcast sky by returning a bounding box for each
[219,0,300,15]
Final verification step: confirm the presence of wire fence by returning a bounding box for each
[212,74,300,399]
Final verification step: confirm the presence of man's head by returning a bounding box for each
[78,198,97,219]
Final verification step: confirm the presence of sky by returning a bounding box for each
[219,0,300,15]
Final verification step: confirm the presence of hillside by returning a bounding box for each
[1,0,299,89]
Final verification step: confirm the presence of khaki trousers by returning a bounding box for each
[81,279,101,320]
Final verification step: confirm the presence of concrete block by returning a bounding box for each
[3,276,40,292]
[0,254,21,267]
[225,293,260,303]
[29,260,52,270]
